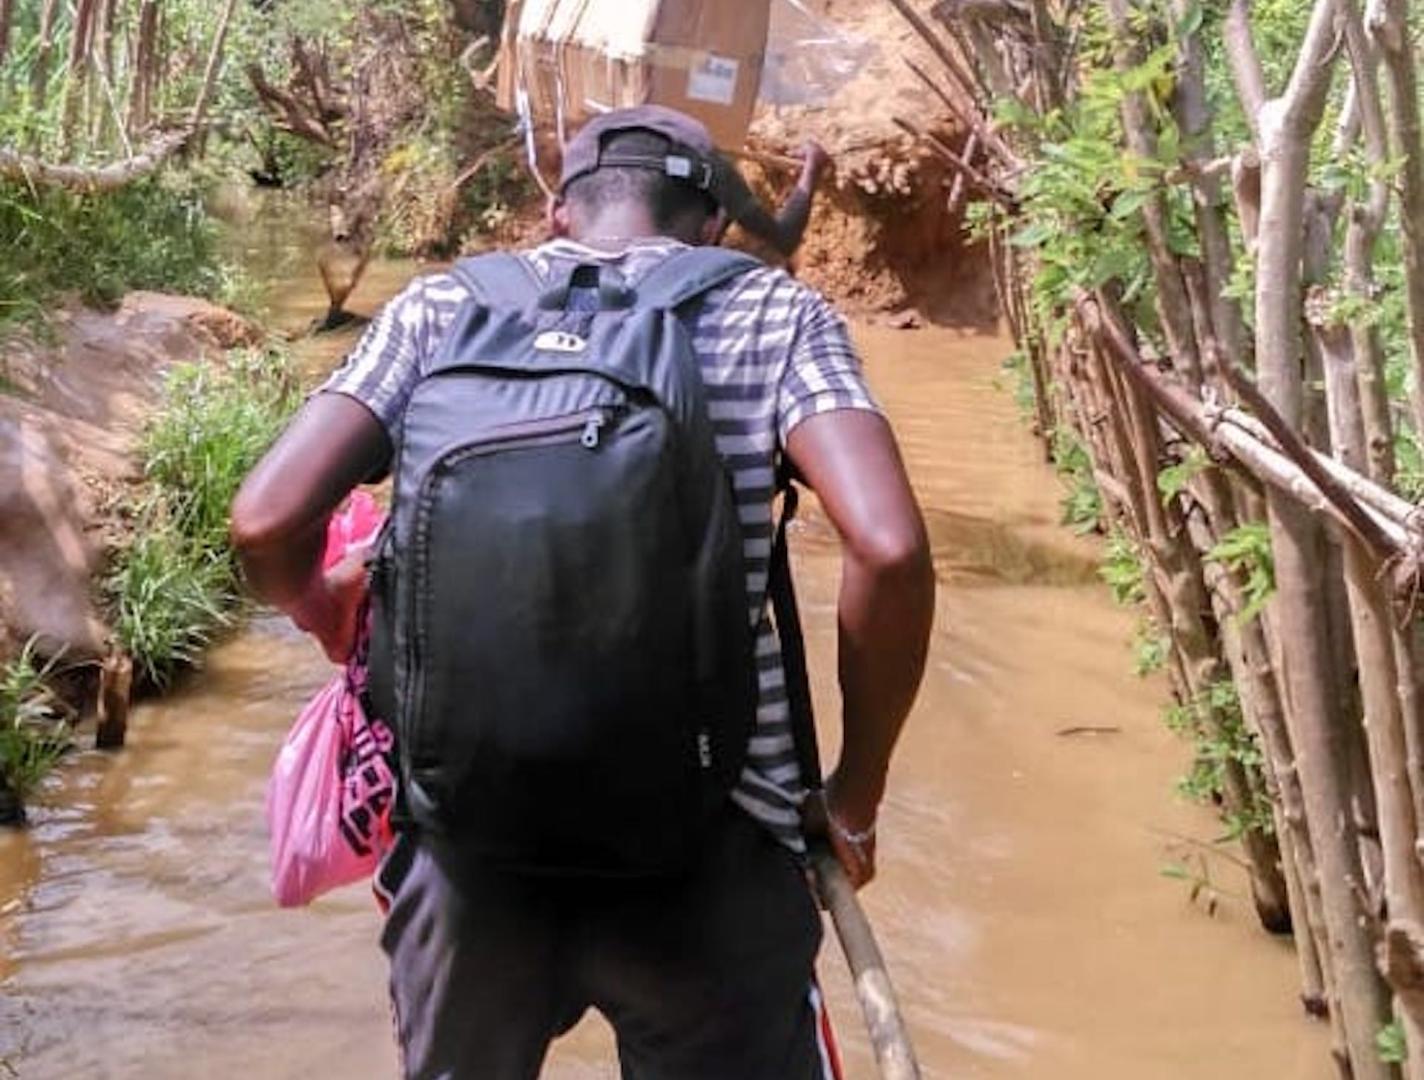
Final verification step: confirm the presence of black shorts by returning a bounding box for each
[377,807,833,1080]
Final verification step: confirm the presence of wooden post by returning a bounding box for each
[95,650,132,750]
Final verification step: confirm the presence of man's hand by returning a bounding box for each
[824,772,878,888]
[798,140,832,194]
[290,549,369,663]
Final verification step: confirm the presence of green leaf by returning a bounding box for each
[1110,188,1153,221]
[1011,220,1057,249]
[1377,1021,1407,1064]
[1157,447,1209,503]
[1174,1,1204,40]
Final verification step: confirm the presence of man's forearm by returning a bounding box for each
[236,519,327,610]
[769,183,815,258]
[832,542,936,818]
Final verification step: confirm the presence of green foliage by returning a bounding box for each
[0,642,71,802]
[995,350,1038,420]
[1132,620,1171,677]
[0,175,233,329]
[995,31,1187,342]
[1164,679,1273,840]
[1052,427,1102,534]
[1378,1021,1408,1065]
[143,346,298,555]
[1206,523,1276,623]
[106,346,298,686]
[1398,428,1424,502]
[1101,531,1146,605]
[1157,446,1209,504]
[107,525,235,688]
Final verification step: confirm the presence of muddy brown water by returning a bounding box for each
[1,212,1329,1077]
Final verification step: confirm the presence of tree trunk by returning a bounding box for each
[0,0,14,70]
[62,0,99,149]
[1253,4,1396,1072]
[91,0,119,146]
[1366,0,1424,444]
[127,0,159,137]
[31,0,62,109]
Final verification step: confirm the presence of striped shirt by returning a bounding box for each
[319,237,879,849]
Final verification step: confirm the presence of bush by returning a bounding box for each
[106,345,298,687]
[107,525,235,688]
[0,173,232,330]
[0,643,71,805]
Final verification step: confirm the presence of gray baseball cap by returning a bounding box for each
[559,105,725,198]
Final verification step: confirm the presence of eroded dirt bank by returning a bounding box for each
[0,296,1328,1075]
[0,296,258,666]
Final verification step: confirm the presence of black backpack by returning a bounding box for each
[366,246,762,875]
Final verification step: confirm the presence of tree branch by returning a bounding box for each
[0,129,190,191]
[1224,0,1269,138]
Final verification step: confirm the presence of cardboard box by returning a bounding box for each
[498,0,772,151]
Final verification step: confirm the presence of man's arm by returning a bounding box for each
[786,409,935,887]
[718,141,831,258]
[230,393,390,660]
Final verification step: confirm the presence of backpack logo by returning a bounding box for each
[534,330,588,354]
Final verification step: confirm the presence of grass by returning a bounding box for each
[0,642,71,808]
[0,173,236,331]
[142,346,299,554]
[105,345,299,687]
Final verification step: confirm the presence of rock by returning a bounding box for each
[886,309,924,330]
[0,414,107,661]
[119,292,263,350]
[0,292,258,665]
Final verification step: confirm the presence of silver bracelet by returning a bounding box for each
[829,814,877,847]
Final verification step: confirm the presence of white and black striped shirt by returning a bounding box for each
[320,238,879,849]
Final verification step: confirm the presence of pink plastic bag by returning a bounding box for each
[266,493,394,908]
[322,490,384,571]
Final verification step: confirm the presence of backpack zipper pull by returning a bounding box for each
[581,414,606,449]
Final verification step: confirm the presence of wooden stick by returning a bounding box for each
[904,55,1018,167]
[811,852,922,1080]
[885,0,985,108]
[448,139,519,194]
[726,146,804,173]
[1081,293,1416,554]
[893,116,1015,206]
[1221,361,1400,562]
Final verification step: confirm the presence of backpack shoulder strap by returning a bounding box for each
[634,247,762,311]
[768,470,824,797]
[449,252,542,309]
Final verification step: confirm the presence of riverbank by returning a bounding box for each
[0,285,300,820]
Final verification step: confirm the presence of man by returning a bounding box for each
[231,105,934,1079]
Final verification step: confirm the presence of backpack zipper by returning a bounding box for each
[403,406,620,751]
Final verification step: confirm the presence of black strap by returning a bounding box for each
[634,247,761,311]
[449,252,543,309]
[769,471,824,794]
